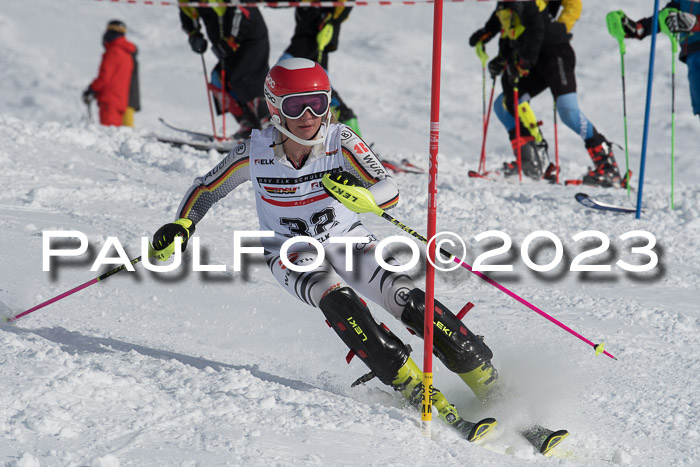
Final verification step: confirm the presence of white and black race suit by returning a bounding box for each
[175,123,416,317]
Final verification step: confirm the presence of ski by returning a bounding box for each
[575,192,641,214]
[468,169,501,181]
[399,158,426,173]
[451,416,498,442]
[381,159,425,175]
[158,117,215,142]
[369,142,425,175]
[454,414,567,454]
[154,135,235,153]
[521,424,570,456]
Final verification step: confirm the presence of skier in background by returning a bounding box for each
[148,58,498,442]
[619,2,700,123]
[82,20,140,127]
[469,0,626,188]
[179,0,271,140]
[279,5,362,136]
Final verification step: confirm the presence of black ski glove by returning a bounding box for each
[665,10,699,33]
[331,171,362,186]
[621,14,644,39]
[188,32,208,54]
[487,56,507,79]
[82,87,95,105]
[212,37,239,61]
[323,171,363,197]
[506,57,531,84]
[150,218,195,261]
[469,27,496,47]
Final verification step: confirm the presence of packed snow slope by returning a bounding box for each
[1,0,699,466]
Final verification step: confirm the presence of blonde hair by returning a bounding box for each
[329,110,339,124]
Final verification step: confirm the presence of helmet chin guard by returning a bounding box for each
[264,58,332,146]
[271,112,331,146]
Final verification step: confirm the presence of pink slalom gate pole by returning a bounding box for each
[423,0,444,436]
[4,257,142,323]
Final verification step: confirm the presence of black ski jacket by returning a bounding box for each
[179,3,268,55]
[481,1,570,65]
[284,6,352,69]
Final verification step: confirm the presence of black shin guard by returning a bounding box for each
[401,288,493,374]
[319,287,409,385]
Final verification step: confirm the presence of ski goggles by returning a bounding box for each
[280,91,330,119]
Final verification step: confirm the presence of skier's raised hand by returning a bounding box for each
[150,219,195,261]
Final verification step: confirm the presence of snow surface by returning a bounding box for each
[1,0,699,465]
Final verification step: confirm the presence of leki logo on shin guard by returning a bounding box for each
[346,317,368,342]
[435,320,453,337]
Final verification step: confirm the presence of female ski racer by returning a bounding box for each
[149,57,498,441]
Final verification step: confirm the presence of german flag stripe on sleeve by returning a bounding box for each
[342,148,377,184]
[379,194,399,210]
[179,157,249,218]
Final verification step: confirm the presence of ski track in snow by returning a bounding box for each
[1,0,699,465]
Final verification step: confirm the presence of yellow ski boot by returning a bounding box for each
[391,358,497,442]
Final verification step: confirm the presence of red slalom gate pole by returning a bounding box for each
[423,0,444,437]
[220,67,227,141]
[513,81,522,181]
[479,78,496,175]
[200,54,219,140]
[553,99,560,183]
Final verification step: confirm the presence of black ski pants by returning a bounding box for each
[502,42,578,113]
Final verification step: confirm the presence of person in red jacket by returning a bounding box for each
[83,20,140,127]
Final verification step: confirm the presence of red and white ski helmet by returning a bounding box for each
[264,58,332,144]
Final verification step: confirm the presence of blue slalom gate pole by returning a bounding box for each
[636,0,661,219]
